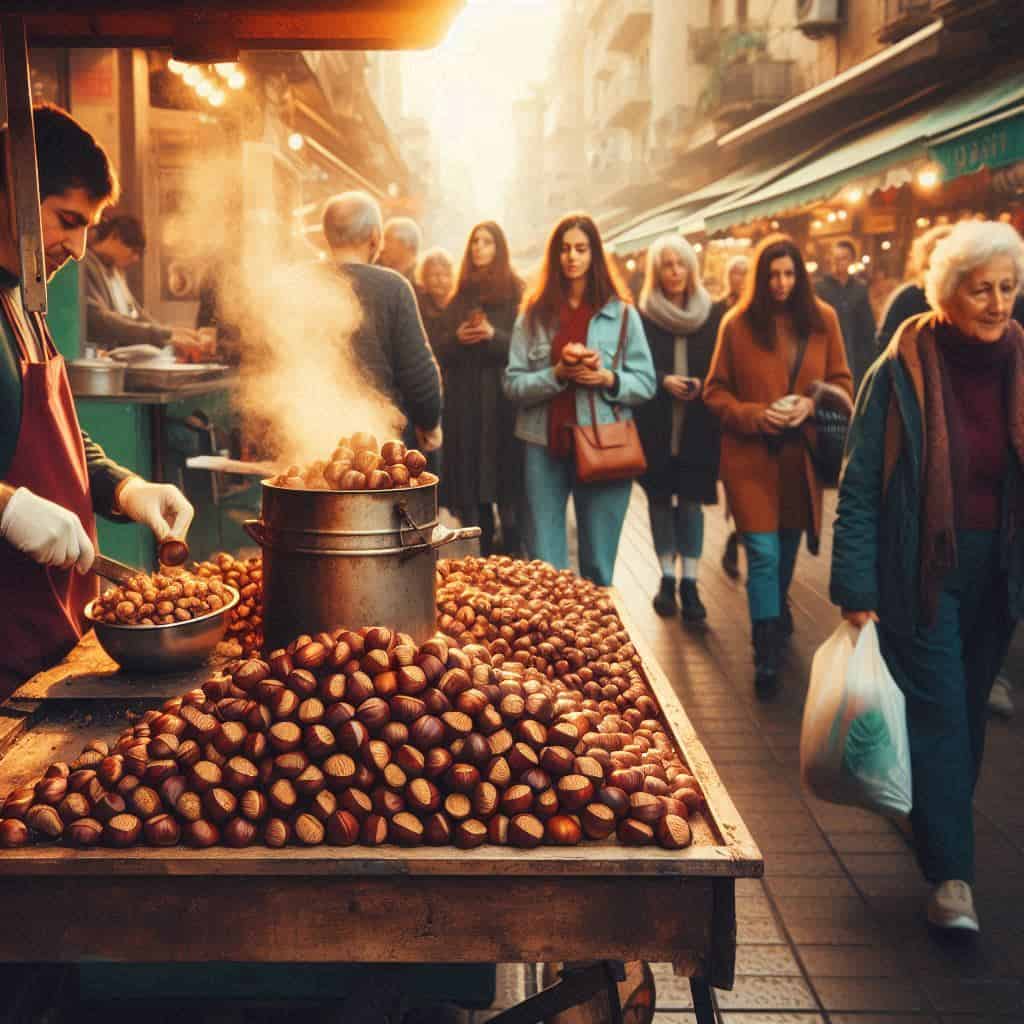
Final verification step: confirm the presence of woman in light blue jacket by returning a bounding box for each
[503,213,655,585]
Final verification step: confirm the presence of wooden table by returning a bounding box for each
[0,595,762,1022]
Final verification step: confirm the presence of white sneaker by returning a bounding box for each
[927,880,980,933]
[987,675,1014,718]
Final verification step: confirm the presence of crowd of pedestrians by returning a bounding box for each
[324,195,1021,936]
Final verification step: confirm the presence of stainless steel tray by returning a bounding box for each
[123,363,228,391]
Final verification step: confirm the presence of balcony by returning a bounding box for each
[606,0,653,53]
[877,0,935,42]
[604,72,652,131]
[706,59,795,128]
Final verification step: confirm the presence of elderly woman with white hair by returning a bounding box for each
[634,234,725,621]
[831,220,1024,935]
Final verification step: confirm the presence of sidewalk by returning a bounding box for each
[606,487,1024,1024]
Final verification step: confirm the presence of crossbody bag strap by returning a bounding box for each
[584,307,630,447]
[788,332,809,393]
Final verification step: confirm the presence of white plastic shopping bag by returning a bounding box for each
[800,620,912,818]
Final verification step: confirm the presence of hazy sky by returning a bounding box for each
[399,0,559,231]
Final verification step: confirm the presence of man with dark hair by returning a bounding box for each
[0,104,193,696]
[815,239,876,390]
[322,192,442,452]
[84,212,199,351]
[377,216,422,286]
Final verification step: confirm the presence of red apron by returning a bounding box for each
[0,290,98,697]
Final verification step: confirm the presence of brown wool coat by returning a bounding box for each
[704,302,853,544]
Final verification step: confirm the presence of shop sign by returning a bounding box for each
[933,115,1024,181]
[862,210,897,235]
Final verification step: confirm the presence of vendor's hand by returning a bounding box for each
[572,367,616,390]
[115,477,194,543]
[842,609,879,629]
[759,405,789,435]
[786,396,815,428]
[415,424,443,453]
[0,487,95,573]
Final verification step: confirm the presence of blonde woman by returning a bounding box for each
[634,235,725,621]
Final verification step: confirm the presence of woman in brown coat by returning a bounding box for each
[704,235,852,694]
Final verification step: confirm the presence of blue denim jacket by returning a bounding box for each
[503,298,656,447]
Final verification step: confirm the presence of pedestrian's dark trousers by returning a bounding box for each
[879,530,1015,884]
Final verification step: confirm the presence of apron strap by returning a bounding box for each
[0,289,52,363]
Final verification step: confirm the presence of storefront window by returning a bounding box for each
[29,49,68,108]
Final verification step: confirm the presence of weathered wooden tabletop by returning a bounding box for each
[0,591,761,987]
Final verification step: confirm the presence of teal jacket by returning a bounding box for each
[830,313,1024,636]
[503,298,656,447]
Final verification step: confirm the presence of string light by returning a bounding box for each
[806,261,819,273]
[837,210,848,221]
[915,216,930,228]
[846,187,864,203]
[183,66,201,86]
[811,219,823,230]
[228,69,246,90]
[167,59,186,75]
[625,258,637,272]
[881,240,892,251]
[694,242,703,253]
[862,254,871,264]
[770,220,780,229]
[288,132,305,151]
[826,211,837,223]
[214,63,236,78]
[917,167,939,189]
[196,78,213,98]
[209,89,226,107]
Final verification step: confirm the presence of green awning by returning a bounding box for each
[930,103,1024,180]
[705,72,1024,233]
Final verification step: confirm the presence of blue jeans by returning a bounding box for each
[743,530,802,621]
[523,442,632,586]
[648,497,704,564]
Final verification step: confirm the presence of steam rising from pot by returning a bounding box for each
[171,155,406,465]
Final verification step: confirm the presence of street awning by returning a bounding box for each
[930,102,1024,181]
[704,72,1024,234]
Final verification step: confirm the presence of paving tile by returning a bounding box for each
[763,853,847,876]
[827,831,912,854]
[796,945,903,979]
[719,1016,824,1024]
[840,853,923,877]
[714,975,819,1011]
[651,962,694,1009]
[734,945,803,977]
[828,1016,940,1024]
[784,919,884,945]
[915,976,1024,1015]
[652,1014,696,1023]
[766,877,864,902]
[811,977,930,1012]
[737,916,788,944]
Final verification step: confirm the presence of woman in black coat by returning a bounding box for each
[634,234,724,622]
[433,221,524,555]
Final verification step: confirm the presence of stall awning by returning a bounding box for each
[704,72,1024,234]
[930,103,1024,181]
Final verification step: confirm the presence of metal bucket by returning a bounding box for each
[245,475,480,651]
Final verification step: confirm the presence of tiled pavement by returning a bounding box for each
[589,486,1024,1024]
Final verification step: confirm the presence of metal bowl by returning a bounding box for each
[83,586,240,673]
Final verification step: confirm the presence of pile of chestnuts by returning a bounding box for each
[0,617,701,853]
[269,434,432,492]
[89,572,234,627]
[193,553,264,656]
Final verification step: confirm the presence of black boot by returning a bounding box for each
[779,599,794,638]
[652,576,678,616]
[679,578,707,623]
[753,618,782,696]
[721,531,740,580]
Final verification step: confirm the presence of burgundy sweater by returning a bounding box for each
[936,322,1011,530]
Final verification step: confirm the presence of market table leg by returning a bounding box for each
[690,976,716,1024]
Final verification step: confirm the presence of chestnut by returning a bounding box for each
[360,813,389,846]
[556,775,595,813]
[389,811,424,847]
[500,784,533,816]
[263,817,291,848]
[0,818,29,848]
[25,804,63,839]
[326,809,361,846]
[339,469,367,490]
[2,787,35,820]
[656,814,692,850]
[381,440,406,465]
[597,786,630,819]
[222,817,258,848]
[127,785,162,820]
[454,818,488,850]
[628,792,665,826]
[487,814,510,846]
[203,787,238,825]
[405,449,427,475]
[406,778,440,815]
[339,788,373,821]
[423,812,452,846]
[545,814,582,846]
[65,817,103,848]
[616,818,654,846]
[34,777,67,806]
[144,813,181,847]
[158,538,189,567]
[508,813,545,849]
[104,812,142,848]
[184,820,220,848]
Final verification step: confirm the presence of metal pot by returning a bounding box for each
[245,476,480,650]
[67,358,126,396]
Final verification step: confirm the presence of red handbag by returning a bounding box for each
[571,310,648,484]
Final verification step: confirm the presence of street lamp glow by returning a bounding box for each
[770,220,780,230]
[288,132,305,152]
[228,69,246,90]
[846,187,863,203]
[694,242,703,253]
[837,209,848,221]
[826,211,837,223]
[915,216,930,228]
[861,254,871,264]
[183,66,201,86]
[806,261,818,273]
[881,240,892,251]
[917,167,939,189]
[625,258,637,273]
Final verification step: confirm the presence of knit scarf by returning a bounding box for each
[640,284,712,336]
[917,318,1024,624]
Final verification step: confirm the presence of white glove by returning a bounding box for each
[116,477,194,542]
[0,487,95,573]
